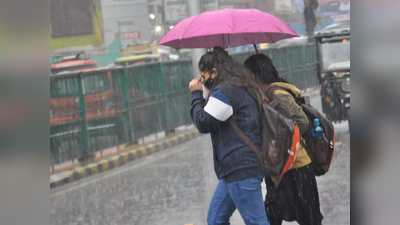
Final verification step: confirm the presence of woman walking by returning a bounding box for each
[244,54,323,225]
[189,47,269,225]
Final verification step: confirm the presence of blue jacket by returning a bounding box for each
[190,83,262,182]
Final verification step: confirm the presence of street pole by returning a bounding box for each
[187,0,206,78]
[303,0,319,42]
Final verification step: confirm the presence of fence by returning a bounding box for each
[50,44,319,166]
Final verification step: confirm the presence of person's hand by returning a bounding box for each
[189,78,202,92]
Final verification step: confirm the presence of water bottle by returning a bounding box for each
[311,119,324,139]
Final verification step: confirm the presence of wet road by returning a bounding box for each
[50,96,350,225]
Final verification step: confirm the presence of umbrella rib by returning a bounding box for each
[177,39,182,50]
[179,15,198,46]
[267,33,275,43]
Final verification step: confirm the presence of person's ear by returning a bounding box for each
[211,68,217,79]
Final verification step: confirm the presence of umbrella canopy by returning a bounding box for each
[159,8,299,49]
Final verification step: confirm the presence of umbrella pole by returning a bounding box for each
[245,37,259,54]
[253,43,259,54]
[228,34,231,55]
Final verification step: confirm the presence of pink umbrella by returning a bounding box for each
[159,8,298,50]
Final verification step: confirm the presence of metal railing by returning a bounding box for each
[50,44,319,166]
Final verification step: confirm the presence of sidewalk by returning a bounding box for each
[50,126,202,188]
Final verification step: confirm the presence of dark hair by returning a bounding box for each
[243,54,288,85]
[198,46,263,106]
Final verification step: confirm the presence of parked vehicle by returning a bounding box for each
[314,21,350,36]
[315,27,350,128]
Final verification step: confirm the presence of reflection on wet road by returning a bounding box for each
[51,95,350,225]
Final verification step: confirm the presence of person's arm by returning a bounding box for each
[270,91,309,135]
[190,87,233,133]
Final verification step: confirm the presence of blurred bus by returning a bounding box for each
[51,53,97,75]
[51,54,152,139]
[114,54,161,66]
[50,53,118,126]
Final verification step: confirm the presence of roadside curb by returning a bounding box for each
[50,130,202,188]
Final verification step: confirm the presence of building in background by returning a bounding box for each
[164,0,219,26]
[218,0,255,9]
[148,0,167,42]
[50,0,349,58]
[50,0,158,66]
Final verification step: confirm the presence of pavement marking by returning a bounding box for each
[139,146,148,156]
[335,142,343,146]
[111,155,120,167]
[88,163,98,174]
[166,139,173,147]
[100,160,109,170]
[131,149,138,158]
[148,144,156,153]
[121,152,129,162]
[157,142,163,151]
[50,174,62,184]
[74,167,87,179]
[172,136,179,144]
[63,171,74,182]
[50,145,189,198]
[180,134,187,142]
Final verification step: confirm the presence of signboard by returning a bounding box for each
[118,20,136,26]
[164,0,218,25]
[275,0,293,13]
[121,31,141,40]
[121,43,158,56]
[100,0,150,46]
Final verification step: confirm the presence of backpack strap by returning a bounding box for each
[265,86,279,101]
[300,138,309,153]
[267,85,311,106]
[228,118,262,160]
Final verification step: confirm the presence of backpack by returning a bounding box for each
[228,92,301,176]
[297,97,335,176]
[267,86,335,176]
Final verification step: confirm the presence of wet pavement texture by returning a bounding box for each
[50,96,350,225]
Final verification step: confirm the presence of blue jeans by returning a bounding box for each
[207,176,270,225]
